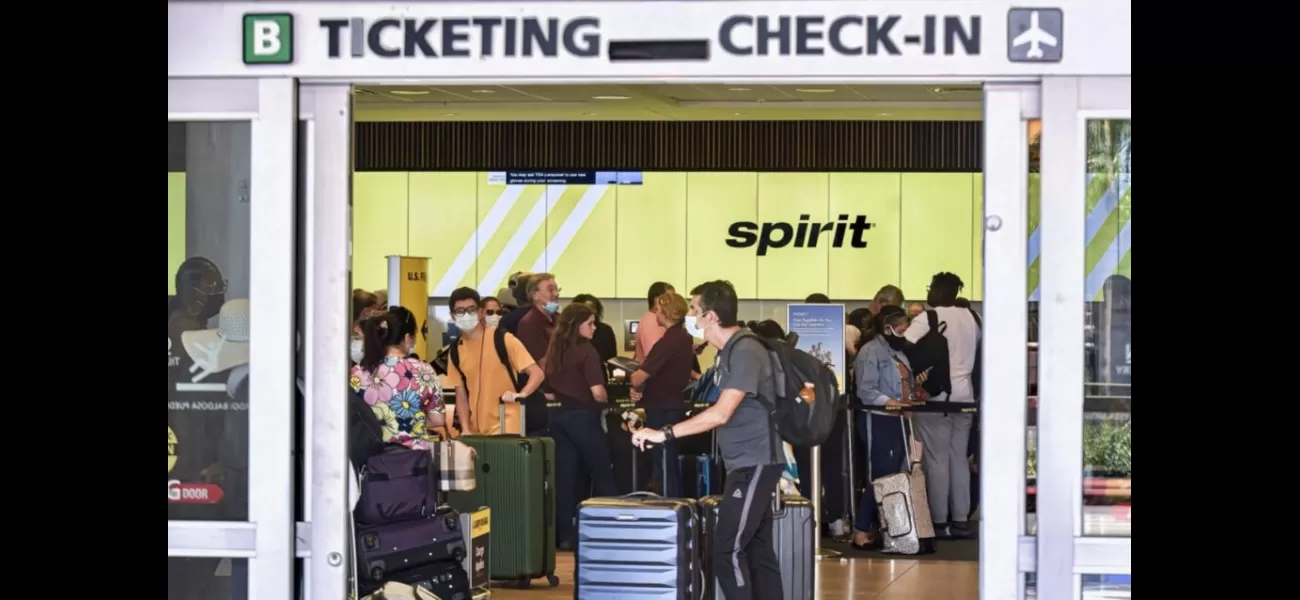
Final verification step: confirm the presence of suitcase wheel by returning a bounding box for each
[546,574,560,587]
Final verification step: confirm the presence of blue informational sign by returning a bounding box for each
[785,303,846,390]
[486,171,643,185]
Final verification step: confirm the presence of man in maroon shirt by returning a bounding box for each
[515,273,560,434]
[516,272,560,361]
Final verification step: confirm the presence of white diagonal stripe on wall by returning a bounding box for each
[477,185,567,294]
[432,185,525,296]
[530,185,609,273]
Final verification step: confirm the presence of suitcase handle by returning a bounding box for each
[498,397,525,436]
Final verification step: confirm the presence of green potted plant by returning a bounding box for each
[1084,419,1131,479]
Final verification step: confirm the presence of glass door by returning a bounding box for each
[1034,77,1132,600]
[168,78,298,600]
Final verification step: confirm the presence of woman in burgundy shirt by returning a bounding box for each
[543,303,619,549]
[629,292,696,496]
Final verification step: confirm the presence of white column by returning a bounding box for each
[307,83,353,600]
[979,83,1033,600]
[1036,77,1087,600]
[247,77,297,600]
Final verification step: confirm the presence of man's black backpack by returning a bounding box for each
[906,310,953,398]
[730,333,842,448]
[449,328,548,434]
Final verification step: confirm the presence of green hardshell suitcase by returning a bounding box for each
[448,402,559,588]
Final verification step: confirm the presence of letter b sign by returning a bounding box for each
[243,13,294,65]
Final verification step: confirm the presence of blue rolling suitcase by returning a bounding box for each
[575,493,702,600]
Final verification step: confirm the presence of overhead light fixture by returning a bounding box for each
[389,90,430,96]
[877,112,893,116]
[733,112,745,116]
[795,88,836,93]
[442,113,458,117]
[592,95,631,100]
[728,88,751,92]
[582,112,597,116]
[471,89,494,94]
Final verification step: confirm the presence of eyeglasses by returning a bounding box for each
[451,307,479,317]
[484,309,504,316]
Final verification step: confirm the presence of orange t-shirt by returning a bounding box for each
[444,327,537,434]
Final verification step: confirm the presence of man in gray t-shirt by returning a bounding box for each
[631,280,784,600]
[714,333,780,471]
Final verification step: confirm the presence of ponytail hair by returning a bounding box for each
[358,306,418,372]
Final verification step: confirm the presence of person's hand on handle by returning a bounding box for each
[501,391,522,403]
[629,388,642,402]
[630,426,666,450]
[885,399,909,409]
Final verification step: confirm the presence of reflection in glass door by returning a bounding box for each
[167,78,297,600]
[1035,78,1131,600]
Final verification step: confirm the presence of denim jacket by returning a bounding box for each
[854,337,911,415]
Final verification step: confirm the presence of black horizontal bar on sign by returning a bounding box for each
[607,39,710,62]
[353,121,983,172]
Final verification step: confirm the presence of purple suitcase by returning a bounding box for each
[356,507,468,586]
[356,445,437,525]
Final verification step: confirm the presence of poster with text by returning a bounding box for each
[786,303,846,390]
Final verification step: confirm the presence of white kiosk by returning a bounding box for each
[167,3,1130,599]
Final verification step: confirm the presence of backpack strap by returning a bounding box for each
[494,328,521,391]
[926,309,945,334]
[449,341,462,375]
[968,307,983,329]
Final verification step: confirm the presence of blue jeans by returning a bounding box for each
[854,412,909,534]
[551,409,618,546]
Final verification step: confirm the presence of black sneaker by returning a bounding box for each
[933,522,951,539]
[948,521,974,539]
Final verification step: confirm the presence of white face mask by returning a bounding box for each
[454,313,480,332]
[485,315,502,327]
[684,315,704,339]
[349,339,364,364]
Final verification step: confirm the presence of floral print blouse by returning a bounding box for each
[349,356,444,449]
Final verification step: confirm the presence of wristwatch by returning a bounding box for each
[660,425,676,441]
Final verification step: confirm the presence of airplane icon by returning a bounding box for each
[1011,11,1058,59]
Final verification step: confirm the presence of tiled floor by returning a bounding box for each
[493,553,980,600]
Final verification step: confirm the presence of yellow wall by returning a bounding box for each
[352,172,986,301]
[168,173,186,295]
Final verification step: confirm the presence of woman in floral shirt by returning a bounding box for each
[350,306,444,448]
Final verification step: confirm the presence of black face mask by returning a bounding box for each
[885,334,910,352]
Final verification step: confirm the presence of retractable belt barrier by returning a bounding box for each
[857,401,980,414]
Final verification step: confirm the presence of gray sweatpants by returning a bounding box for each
[913,412,974,525]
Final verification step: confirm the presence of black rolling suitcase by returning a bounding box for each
[701,494,815,600]
[575,445,703,599]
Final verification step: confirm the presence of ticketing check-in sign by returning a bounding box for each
[169,1,1130,79]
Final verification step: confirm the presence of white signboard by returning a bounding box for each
[169,1,1130,80]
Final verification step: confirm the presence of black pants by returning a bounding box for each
[643,409,687,497]
[714,464,785,600]
[793,408,847,522]
[551,409,618,546]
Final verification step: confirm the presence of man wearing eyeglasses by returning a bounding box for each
[444,287,545,435]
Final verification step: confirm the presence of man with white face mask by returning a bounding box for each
[444,287,545,435]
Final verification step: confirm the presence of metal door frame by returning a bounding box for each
[166,77,298,600]
[1033,76,1132,599]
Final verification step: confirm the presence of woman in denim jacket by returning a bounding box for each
[850,305,915,550]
